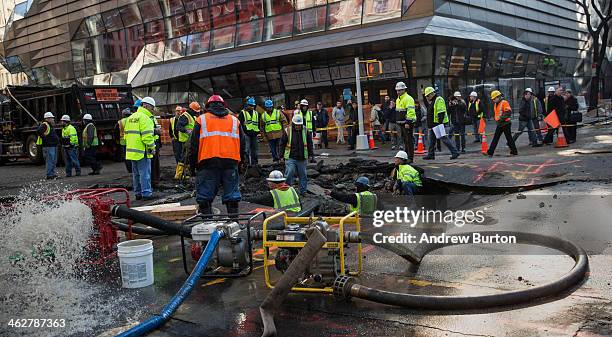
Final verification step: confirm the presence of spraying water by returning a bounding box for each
[0,185,144,337]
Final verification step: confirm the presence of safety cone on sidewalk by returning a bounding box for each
[368,130,377,149]
[481,133,489,154]
[415,133,427,155]
[554,127,568,148]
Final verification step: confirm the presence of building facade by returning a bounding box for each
[0,0,609,113]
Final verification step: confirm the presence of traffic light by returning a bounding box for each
[366,60,382,77]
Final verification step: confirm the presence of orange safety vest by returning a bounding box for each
[197,113,241,162]
[494,100,511,122]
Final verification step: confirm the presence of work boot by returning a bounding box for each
[198,202,212,217]
[450,153,460,160]
[225,201,239,220]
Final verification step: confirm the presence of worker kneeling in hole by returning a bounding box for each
[190,95,246,217]
[243,170,302,213]
[392,150,423,199]
[325,176,379,216]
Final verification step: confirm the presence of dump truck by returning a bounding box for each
[0,85,133,165]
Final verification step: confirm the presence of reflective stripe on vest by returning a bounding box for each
[82,123,99,148]
[62,125,79,146]
[263,109,282,133]
[494,100,511,122]
[396,92,416,121]
[284,127,308,160]
[349,191,377,216]
[433,96,448,124]
[469,99,482,119]
[197,113,241,162]
[270,187,301,212]
[169,116,176,139]
[242,109,259,132]
[125,107,156,161]
[397,164,422,186]
[36,122,52,145]
[118,118,127,146]
[178,112,195,143]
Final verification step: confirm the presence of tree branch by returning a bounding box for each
[590,0,605,23]
[576,0,596,36]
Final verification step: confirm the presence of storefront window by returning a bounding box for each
[126,25,146,62]
[266,69,283,93]
[186,8,211,33]
[85,14,105,36]
[138,0,164,22]
[119,4,142,27]
[164,36,187,60]
[160,0,185,17]
[187,31,211,54]
[363,0,401,24]
[211,25,235,50]
[144,19,166,42]
[328,0,362,30]
[184,0,208,11]
[210,0,236,28]
[166,14,189,38]
[237,0,264,23]
[236,19,263,45]
[447,47,467,77]
[239,70,269,94]
[294,5,326,35]
[264,13,293,40]
[412,46,433,78]
[101,9,123,32]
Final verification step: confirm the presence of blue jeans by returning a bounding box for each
[285,158,308,194]
[512,119,537,145]
[196,166,241,203]
[427,128,459,157]
[401,181,418,196]
[42,147,57,178]
[472,119,481,142]
[268,138,280,162]
[132,158,152,197]
[245,134,258,165]
[63,147,81,176]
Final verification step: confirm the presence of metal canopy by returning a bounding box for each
[130,15,545,87]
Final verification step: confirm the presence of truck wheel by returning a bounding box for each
[26,135,43,165]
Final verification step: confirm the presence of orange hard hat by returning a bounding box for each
[189,101,201,112]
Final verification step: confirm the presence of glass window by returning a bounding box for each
[512,53,526,77]
[74,20,90,39]
[138,0,164,22]
[187,31,211,54]
[71,40,86,78]
[166,14,189,38]
[363,0,401,24]
[238,70,268,94]
[110,70,128,85]
[126,25,146,62]
[211,74,241,97]
[237,0,264,23]
[499,51,515,75]
[403,0,415,16]
[294,5,326,35]
[191,78,214,97]
[83,39,96,76]
[466,48,482,76]
[85,14,105,36]
[264,13,293,40]
[413,46,433,77]
[165,36,187,60]
[447,47,467,77]
[120,4,142,27]
[184,0,209,11]
[144,41,166,64]
[144,19,166,42]
[328,0,362,30]
[150,84,169,106]
[211,0,236,28]
[236,19,263,45]
[13,1,29,21]
[211,25,235,50]
[435,45,450,76]
[186,8,211,33]
[93,30,128,73]
[484,50,501,78]
[295,0,326,10]
[266,69,283,93]
[266,0,294,15]
[169,81,189,104]
[160,0,185,17]
[101,9,123,32]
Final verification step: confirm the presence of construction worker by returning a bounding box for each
[260,99,288,163]
[132,99,142,113]
[239,97,259,167]
[544,86,555,113]
[294,99,314,134]
[422,87,459,160]
[37,112,58,179]
[513,88,542,147]
[189,95,245,216]
[60,115,81,177]
[125,96,157,200]
[392,150,423,198]
[169,106,183,164]
[82,114,101,175]
[244,170,302,212]
[468,91,484,142]
[281,114,314,195]
[543,86,568,145]
[395,81,416,162]
[486,90,517,156]
[117,107,132,173]
[173,103,196,178]
[326,176,378,216]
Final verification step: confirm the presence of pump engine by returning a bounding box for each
[190,221,251,272]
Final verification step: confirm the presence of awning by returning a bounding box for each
[130,15,544,87]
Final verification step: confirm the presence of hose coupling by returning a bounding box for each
[333,275,355,300]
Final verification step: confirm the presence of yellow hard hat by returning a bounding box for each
[490,90,502,100]
[424,87,435,96]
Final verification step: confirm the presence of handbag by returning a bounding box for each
[568,112,582,123]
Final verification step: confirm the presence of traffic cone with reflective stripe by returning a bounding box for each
[368,130,377,149]
[554,127,568,148]
[481,132,489,154]
[415,133,427,155]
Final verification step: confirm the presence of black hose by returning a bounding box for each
[295,200,321,217]
[111,205,191,237]
[336,231,589,310]
[110,220,167,236]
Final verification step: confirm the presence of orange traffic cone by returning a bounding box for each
[415,133,427,155]
[554,127,568,148]
[481,132,489,154]
[368,130,377,149]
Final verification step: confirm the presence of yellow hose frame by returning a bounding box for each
[262,211,362,293]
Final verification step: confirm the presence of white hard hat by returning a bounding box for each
[524,88,533,94]
[83,114,93,120]
[547,86,555,92]
[395,81,407,90]
[394,150,408,160]
[266,170,285,182]
[299,99,308,106]
[453,91,462,97]
[60,115,70,122]
[292,114,303,125]
[469,91,478,97]
[142,96,156,107]
[43,112,54,119]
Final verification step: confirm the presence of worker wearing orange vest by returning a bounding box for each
[486,90,518,157]
[190,95,246,216]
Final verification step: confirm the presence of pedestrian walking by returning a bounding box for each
[82,114,101,175]
[125,97,157,200]
[563,89,579,143]
[37,112,58,179]
[422,87,459,160]
[512,88,542,147]
[60,115,81,177]
[332,101,346,144]
[313,101,329,148]
[239,97,260,166]
[467,92,484,143]
[448,91,467,153]
[346,101,359,150]
[543,86,568,145]
[260,99,288,163]
[486,90,517,156]
[281,114,314,195]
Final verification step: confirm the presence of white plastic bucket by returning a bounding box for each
[117,239,154,288]
[313,132,321,146]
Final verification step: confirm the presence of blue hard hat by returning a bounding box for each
[133,99,142,108]
[355,176,369,187]
[247,97,256,106]
[264,99,273,108]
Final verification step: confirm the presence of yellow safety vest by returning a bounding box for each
[349,191,377,216]
[82,123,99,149]
[178,112,195,143]
[433,96,449,124]
[270,187,301,212]
[262,109,282,133]
[61,124,79,146]
[396,92,416,121]
[36,121,52,145]
[242,109,260,132]
[294,110,313,130]
[284,127,308,160]
[169,116,176,140]
[469,99,482,119]
[125,107,156,161]
[397,164,422,186]
[118,117,128,146]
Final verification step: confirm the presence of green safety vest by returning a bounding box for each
[433,96,449,124]
[178,112,195,143]
[125,107,156,161]
[284,127,308,160]
[396,92,416,121]
[82,123,99,149]
[169,116,176,140]
[118,117,128,146]
[36,121,52,145]
[270,187,302,212]
[62,124,79,146]
[397,164,422,187]
[263,109,282,133]
[349,191,377,216]
[469,99,482,119]
[295,110,313,130]
[532,98,541,119]
[242,109,260,132]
